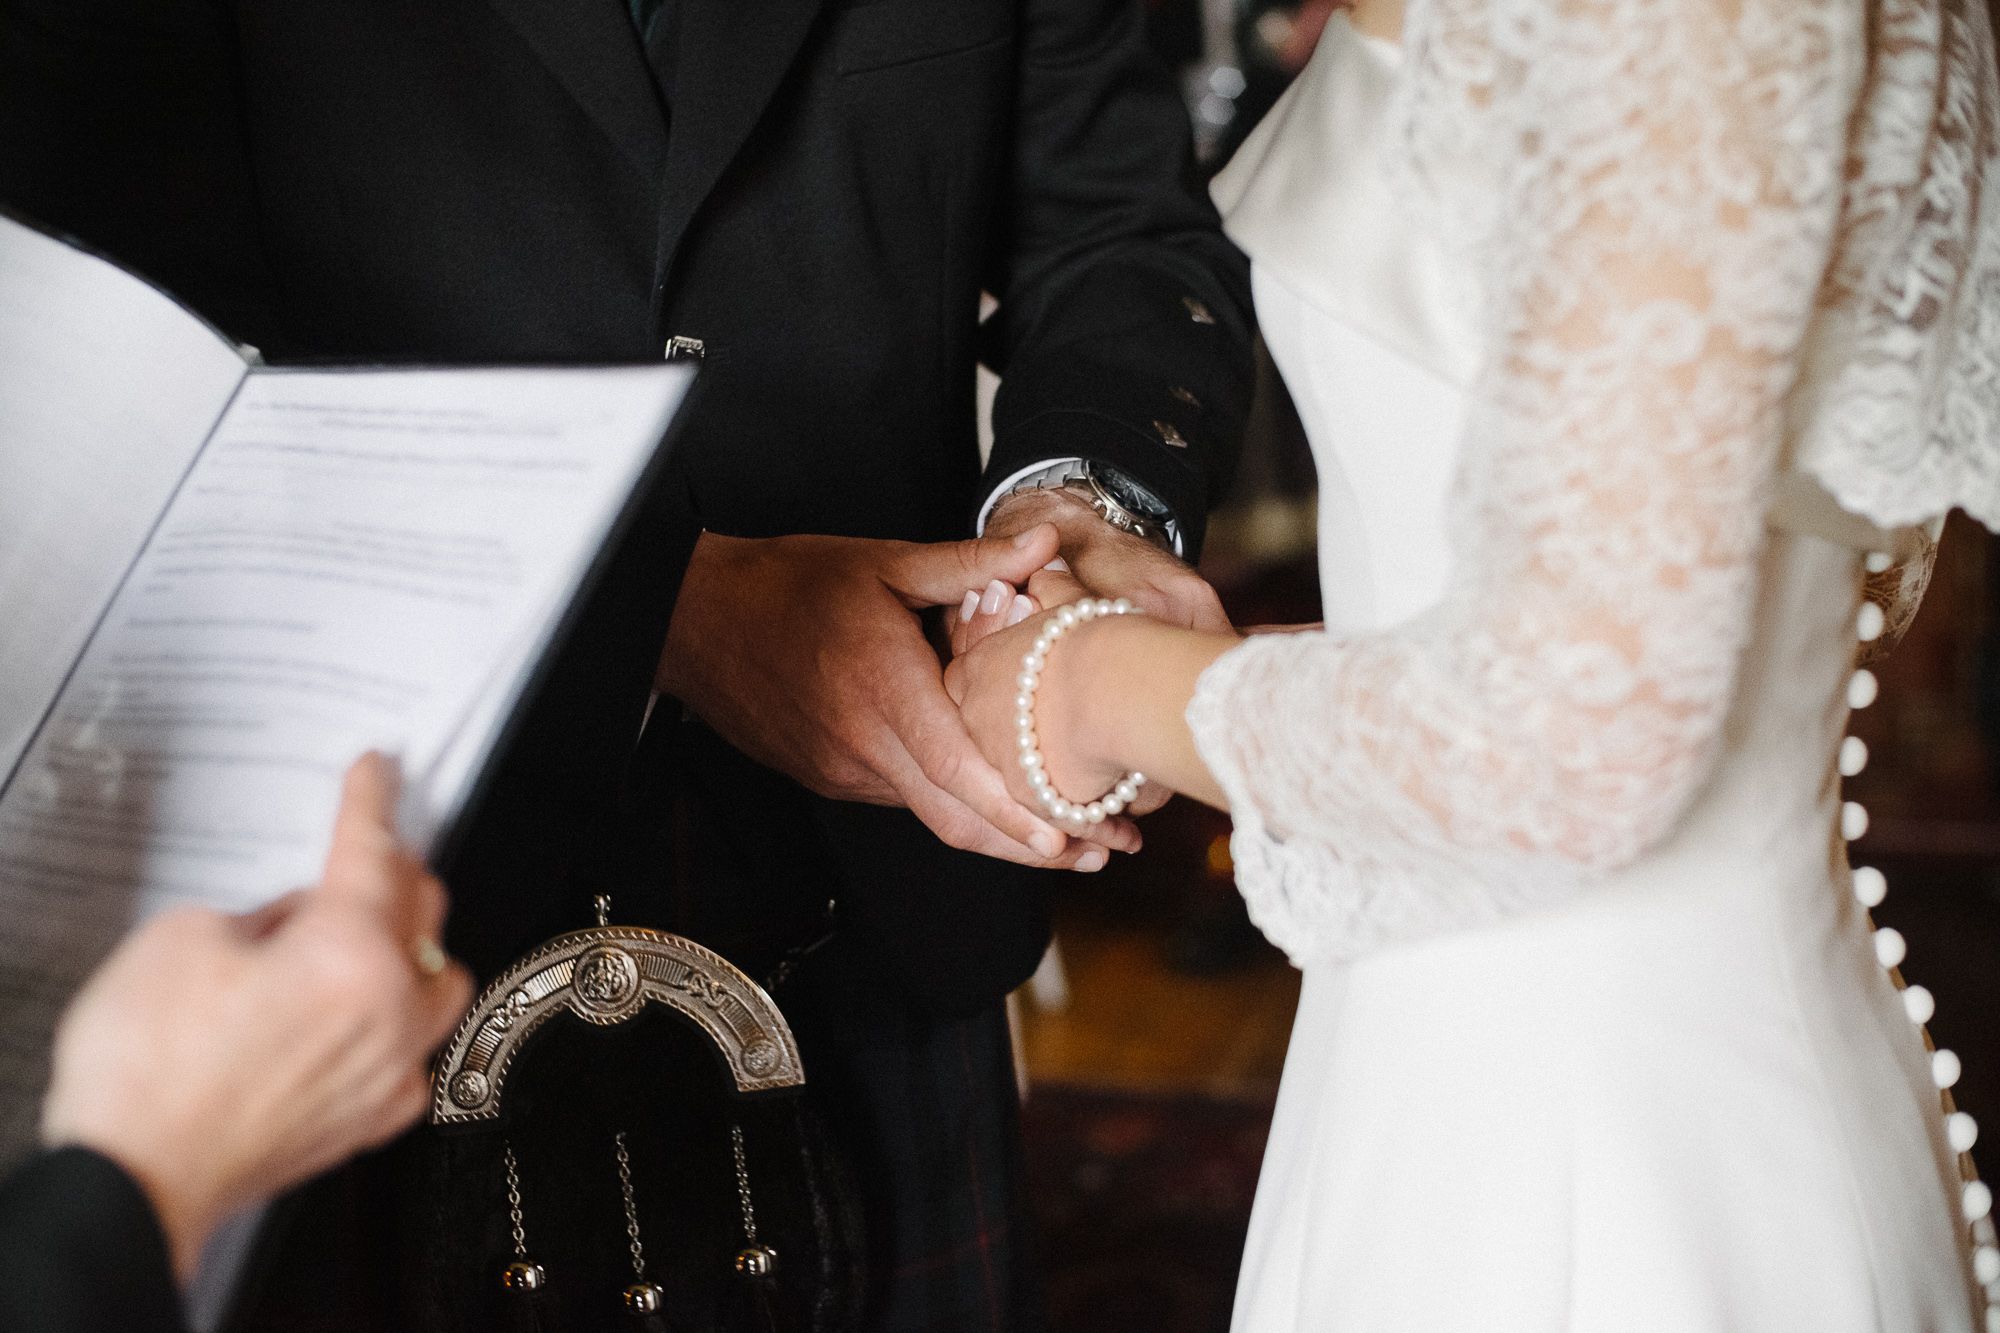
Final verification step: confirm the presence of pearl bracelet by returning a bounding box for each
[1016,598,1146,829]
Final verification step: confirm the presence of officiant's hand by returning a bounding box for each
[39,754,473,1280]
[658,527,1141,869]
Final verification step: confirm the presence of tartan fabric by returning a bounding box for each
[789,981,1047,1333]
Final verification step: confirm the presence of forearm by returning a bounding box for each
[977,0,1253,558]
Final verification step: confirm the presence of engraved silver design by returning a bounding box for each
[572,945,642,1018]
[430,925,806,1126]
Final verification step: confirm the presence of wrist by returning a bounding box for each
[985,462,1180,555]
[985,487,1097,542]
[1034,609,1137,788]
[657,530,746,697]
[45,1116,215,1281]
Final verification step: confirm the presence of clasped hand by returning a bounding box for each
[659,490,1225,869]
[944,489,1231,836]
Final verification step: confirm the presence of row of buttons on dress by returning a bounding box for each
[1844,550,2000,1327]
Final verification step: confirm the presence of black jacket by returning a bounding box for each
[0,1148,183,1333]
[0,0,1250,1014]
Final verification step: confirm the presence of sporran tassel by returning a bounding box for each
[726,1124,784,1331]
[725,1247,782,1333]
[499,1143,557,1333]
[615,1131,675,1332]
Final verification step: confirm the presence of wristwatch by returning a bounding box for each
[997,458,1183,555]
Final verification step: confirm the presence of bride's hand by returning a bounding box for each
[946,604,1168,833]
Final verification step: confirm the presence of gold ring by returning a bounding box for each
[413,937,450,978]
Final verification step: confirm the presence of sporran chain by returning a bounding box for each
[615,1131,647,1279]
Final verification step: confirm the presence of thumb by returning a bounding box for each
[318,752,409,917]
[885,525,1062,608]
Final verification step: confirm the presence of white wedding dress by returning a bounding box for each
[1195,1,2000,1327]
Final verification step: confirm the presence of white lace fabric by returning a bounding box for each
[1192,0,2000,965]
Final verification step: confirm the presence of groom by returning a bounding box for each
[0,0,1251,1326]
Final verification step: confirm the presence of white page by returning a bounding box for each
[0,361,692,1165]
[0,214,249,772]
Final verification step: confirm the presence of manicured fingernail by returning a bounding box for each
[1006,594,1034,627]
[1077,847,1109,873]
[981,579,1008,616]
[1032,828,1066,858]
[959,589,981,620]
[1013,528,1043,549]
[1043,557,1069,573]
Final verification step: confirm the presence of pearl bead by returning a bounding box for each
[1968,1181,1994,1224]
[1865,550,1894,574]
[1857,602,1886,642]
[1852,866,1887,907]
[1874,926,1906,969]
[1984,1306,2000,1333]
[1934,1049,1963,1089]
[1848,669,1879,710]
[1128,772,1146,788]
[1013,604,1151,833]
[1839,736,1868,777]
[1975,1246,2000,1286]
[1842,802,1870,841]
[1951,1112,1981,1154]
[1903,984,1936,1024]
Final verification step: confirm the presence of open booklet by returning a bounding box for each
[0,213,694,1180]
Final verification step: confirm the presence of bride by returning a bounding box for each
[949,0,2000,1325]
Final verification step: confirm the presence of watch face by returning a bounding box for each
[1098,469,1171,520]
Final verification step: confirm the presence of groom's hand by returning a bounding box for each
[657,527,1138,870]
[955,489,1231,653]
[952,490,1229,818]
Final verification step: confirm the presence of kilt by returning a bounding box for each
[787,965,1047,1333]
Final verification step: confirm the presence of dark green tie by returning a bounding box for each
[630,0,663,41]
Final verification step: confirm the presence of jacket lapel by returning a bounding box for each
[656,0,828,273]
[484,0,669,183]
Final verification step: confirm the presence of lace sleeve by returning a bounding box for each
[1188,0,1863,965]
